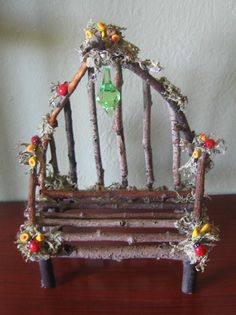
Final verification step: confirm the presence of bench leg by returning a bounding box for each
[181,260,197,294]
[39,259,56,288]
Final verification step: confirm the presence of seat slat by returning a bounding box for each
[38,217,176,228]
[62,231,185,243]
[57,243,184,261]
[40,211,183,220]
[41,189,192,198]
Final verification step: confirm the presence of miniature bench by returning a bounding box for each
[17,21,223,293]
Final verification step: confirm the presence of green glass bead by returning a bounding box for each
[96,66,120,115]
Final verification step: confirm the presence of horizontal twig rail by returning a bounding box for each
[41,189,192,199]
[40,211,183,220]
[61,231,185,243]
[37,202,192,212]
[38,218,177,228]
[58,244,184,261]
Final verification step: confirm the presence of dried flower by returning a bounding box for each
[19,233,30,243]
[28,156,37,168]
[36,233,45,242]
[192,149,201,159]
[26,144,36,153]
[85,29,93,39]
[97,21,107,31]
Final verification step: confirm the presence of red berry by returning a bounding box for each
[31,135,40,146]
[194,243,207,257]
[57,81,68,96]
[204,138,216,149]
[29,240,41,253]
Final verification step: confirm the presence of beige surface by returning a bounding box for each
[0,0,235,200]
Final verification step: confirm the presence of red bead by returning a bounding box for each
[29,240,41,253]
[204,138,216,149]
[31,135,40,146]
[57,81,68,96]
[194,243,207,257]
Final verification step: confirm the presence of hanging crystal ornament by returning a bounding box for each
[96,66,121,115]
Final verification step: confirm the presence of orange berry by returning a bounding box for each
[97,22,106,31]
[26,144,36,153]
[111,34,121,42]
[199,133,208,142]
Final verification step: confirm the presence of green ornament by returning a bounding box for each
[96,66,120,115]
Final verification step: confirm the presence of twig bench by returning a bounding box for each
[16,21,223,294]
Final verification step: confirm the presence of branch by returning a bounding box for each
[87,68,104,187]
[143,80,154,188]
[113,63,128,187]
[167,104,181,189]
[64,99,77,185]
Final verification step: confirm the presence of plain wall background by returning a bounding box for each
[0,0,235,201]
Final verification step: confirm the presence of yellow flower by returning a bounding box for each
[192,227,200,239]
[101,30,106,39]
[85,29,93,39]
[192,149,201,159]
[28,156,37,168]
[19,233,30,243]
[200,223,211,234]
[97,21,106,31]
[36,233,45,242]
[26,144,36,153]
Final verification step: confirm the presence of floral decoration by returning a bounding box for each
[49,81,69,109]
[171,211,220,271]
[16,223,62,262]
[18,135,42,170]
[79,20,163,76]
[179,133,226,185]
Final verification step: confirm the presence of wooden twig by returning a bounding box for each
[87,68,104,187]
[58,244,184,260]
[40,188,192,199]
[167,104,181,189]
[48,62,87,128]
[61,231,185,243]
[27,170,37,225]
[123,62,195,143]
[193,152,207,220]
[68,62,88,94]
[113,63,128,187]
[38,217,176,228]
[38,149,47,190]
[143,80,154,188]
[64,99,77,185]
[49,136,59,176]
[41,211,183,220]
[38,201,192,212]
